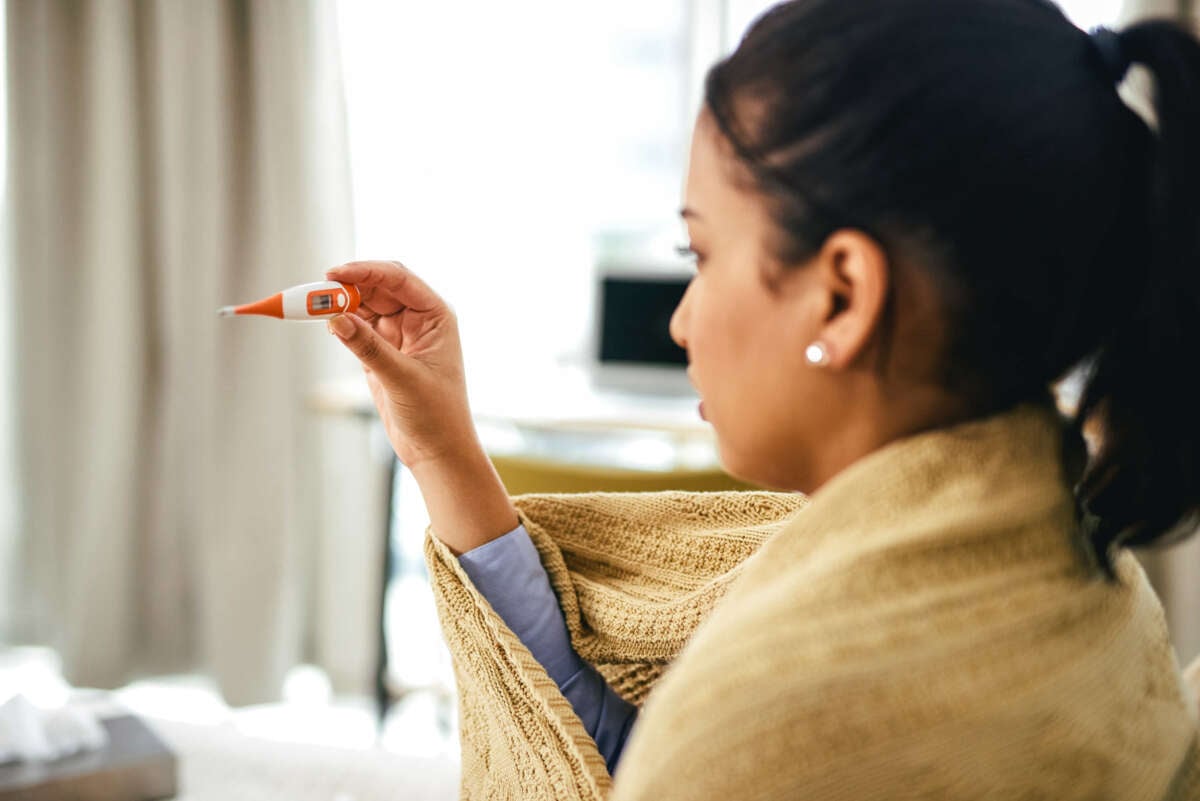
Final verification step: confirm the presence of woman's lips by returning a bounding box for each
[699,400,707,421]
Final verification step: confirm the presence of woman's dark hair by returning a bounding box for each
[704,0,1200,572]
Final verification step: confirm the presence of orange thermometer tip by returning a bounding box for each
[218,281,360,321]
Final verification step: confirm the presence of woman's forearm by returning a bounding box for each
[457,524,638,774]
[409,441,519,556]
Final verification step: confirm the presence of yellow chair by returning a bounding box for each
[489,452,756,495]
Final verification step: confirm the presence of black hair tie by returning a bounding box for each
[1089,26,1131,85]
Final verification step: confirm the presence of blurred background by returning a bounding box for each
[0,0,1192,786]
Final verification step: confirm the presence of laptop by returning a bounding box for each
[587,273,696,398]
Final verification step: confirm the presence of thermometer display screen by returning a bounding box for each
[312,294,332,311]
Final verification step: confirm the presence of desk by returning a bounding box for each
[310,365,735,722]
[308,363,716,452]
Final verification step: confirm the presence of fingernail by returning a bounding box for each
[329,315,355,339]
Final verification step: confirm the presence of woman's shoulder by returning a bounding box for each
[619,535,1196,801]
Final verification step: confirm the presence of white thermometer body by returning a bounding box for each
[218,281,361,321]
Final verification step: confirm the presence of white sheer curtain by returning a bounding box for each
[1121,0,1194,21]
[5,0,355,704]
[336,0,698,391]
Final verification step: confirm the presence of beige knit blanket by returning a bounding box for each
[426,406,1200,800]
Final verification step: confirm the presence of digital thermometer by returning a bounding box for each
[218,280,361,321]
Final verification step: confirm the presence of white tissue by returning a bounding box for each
[0,695,109,764]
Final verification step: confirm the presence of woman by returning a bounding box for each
[328,0,1200,798]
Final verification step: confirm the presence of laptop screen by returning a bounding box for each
[598,276,689,367]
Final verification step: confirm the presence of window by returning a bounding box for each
[336,0,706,379]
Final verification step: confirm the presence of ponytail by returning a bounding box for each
[1076,19,1200,570]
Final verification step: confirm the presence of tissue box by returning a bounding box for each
[0,715,176,801]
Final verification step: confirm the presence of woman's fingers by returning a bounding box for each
[375,313,405,350]
[354,305,381,324]
[328,313,411,385]
[326,260,445,317]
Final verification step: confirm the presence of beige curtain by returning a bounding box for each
[1116,0,1200,668]
[6,0,360,704]
[1120,0,1195,23]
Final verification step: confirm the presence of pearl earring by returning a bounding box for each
[805,342,830,367]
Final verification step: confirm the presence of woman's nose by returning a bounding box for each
[669,283,691,351]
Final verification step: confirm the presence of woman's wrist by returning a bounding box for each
[409,441,519,556]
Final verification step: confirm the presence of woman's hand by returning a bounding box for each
[326,260,517,554]
[325,260,474,470]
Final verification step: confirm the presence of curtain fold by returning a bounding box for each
[1119,0,1195,23]
[6,0,355,705]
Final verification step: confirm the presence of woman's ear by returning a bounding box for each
[811,229,889,369]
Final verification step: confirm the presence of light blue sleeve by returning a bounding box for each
[457,523,638,773]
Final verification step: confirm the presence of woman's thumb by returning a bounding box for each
[329,314,407,380]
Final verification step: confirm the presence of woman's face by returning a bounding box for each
[670,110,828,491]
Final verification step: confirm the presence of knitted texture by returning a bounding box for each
[425,405,1200,800]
